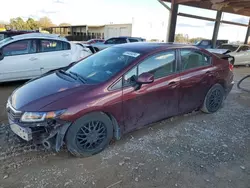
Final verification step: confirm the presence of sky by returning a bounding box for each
[0,0,249,42]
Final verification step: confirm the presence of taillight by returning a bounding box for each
[229,63,234,71]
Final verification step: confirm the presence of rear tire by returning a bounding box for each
[65,112,113,157]
[201,84,225,113]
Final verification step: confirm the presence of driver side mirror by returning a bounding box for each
[0,48,4,61]
[136,72,154,84]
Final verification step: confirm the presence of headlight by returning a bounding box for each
[21,110,66,123]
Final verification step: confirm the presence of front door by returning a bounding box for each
[0,39,40,82]
[178,49,215,113]
[122,50,180,133]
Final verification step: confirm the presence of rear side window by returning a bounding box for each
[180,50,211,71]
[3,40,37,56]
[40,40,63,52]
[63,42,71,50]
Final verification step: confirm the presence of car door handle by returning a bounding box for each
[29,57,38,61]
[206,71,214,77]
[168,81,178,88]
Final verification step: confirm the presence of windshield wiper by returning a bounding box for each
[57,69,77,80]
[69,71,87,83]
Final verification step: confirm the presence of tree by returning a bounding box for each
[189,37,205,44]
[59,23,71,26]
[38,17,54,28]
[175,34,189,43]
[0,23,5,28]
[26,18,39,30]
[9,17,28,30]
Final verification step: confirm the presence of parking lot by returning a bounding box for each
[0,67,249,188]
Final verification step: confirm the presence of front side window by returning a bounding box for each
[67,47,141,84]
[124,67,137,87]
[105,38,127,44]
[138,51,176,79]
[40,40,63,52]
[3,40,36,56]
[128,38,139,43]
[181,50,211,71]
[201,40,210,46]
[105,38,116,44]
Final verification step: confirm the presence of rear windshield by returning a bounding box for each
[218,44,239,52]
[67,47,141,84]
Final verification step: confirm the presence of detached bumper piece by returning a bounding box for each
[7,107,71,151]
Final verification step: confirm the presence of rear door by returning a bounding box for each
[122,50,180,132]
[37,39,72,74]
[0,39,40,82]
[178,49,215,113]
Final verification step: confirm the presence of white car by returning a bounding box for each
[208,44,250,66]
[0,33,92,82]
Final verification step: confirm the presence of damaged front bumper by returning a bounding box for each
[7,104,71,152]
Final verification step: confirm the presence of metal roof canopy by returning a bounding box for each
[163,0,250,17]
[161,0,250,46]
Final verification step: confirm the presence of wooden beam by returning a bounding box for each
[178,12,250,27]
[178,12,216,22]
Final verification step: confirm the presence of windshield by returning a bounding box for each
[67,47,141,84]
[217,44,239,52]
[0,37,12,45]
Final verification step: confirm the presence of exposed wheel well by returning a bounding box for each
[104,112,121,140]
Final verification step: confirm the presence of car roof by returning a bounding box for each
[0,33,68,47]
[113,42,199,53]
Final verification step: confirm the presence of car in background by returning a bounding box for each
[85,39,105,45]
[6,43,234,157]
[207,44,250,66]
[92,36,146,51]
[195,39,228,49]
[0,33,92,82]
[0,30,40,41]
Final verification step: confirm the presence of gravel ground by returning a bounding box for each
[0,67,249,188]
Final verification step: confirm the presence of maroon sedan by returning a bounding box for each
[6,43,234,157]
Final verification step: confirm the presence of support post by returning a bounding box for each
[212,11,222,48]
[168,3,178,42]
[244,19,250,44]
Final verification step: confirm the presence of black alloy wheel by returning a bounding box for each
[66,112,113,157]
[76,121,107,151]
[201,84,225,113]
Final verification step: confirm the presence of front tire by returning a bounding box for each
[201,84,225,113]
[66,112,113,157]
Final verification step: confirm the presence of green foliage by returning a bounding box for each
[175,33,189,43]
[175,33,205,44]
[26,18,39,30]
[38,17,55,28]
[9,17,28,30]
[7,16,55,30]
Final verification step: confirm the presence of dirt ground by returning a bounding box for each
[0,67,249,188]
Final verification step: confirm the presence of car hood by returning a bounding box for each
[10,73,96,111]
